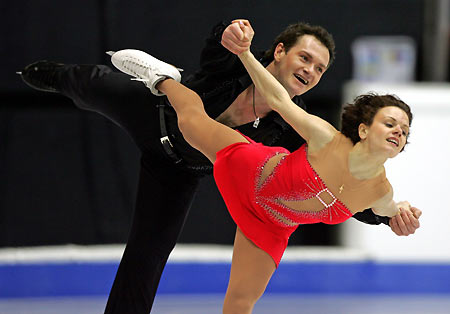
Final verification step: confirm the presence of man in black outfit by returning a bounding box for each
[20,20,421,314]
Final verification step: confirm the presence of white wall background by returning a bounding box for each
[341,82,450,262]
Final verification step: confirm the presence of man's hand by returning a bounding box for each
[221,19,254,55]
[389,206,422,236]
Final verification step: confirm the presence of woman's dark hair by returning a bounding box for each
[263,22,336,67]
[341,93,413,147]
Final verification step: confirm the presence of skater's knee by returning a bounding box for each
[223,289,261,314]
[177,108,203,136]
[223,295,257,314]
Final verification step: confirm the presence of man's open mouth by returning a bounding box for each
[294,74,308,85]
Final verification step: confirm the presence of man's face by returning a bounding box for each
[272,35,330,97]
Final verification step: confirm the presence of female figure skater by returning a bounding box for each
[109,21,414,314]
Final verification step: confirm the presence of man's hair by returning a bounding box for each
[263,22,336,67]
[341,93,413,149]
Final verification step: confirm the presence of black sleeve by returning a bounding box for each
[272,127,305,152]
[185,21,262,93]
[269,96,307,152]
[185,21,245,93]
[352,208,390,226]
[198,22,246,78]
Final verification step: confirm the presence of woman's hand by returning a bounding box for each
[390,205,422,236]
[221,19,254,55]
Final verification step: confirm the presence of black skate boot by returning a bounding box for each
[19,61,65,93]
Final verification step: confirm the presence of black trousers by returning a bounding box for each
[59,64,200,313]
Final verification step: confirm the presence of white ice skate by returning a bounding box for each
[107,49,182,96]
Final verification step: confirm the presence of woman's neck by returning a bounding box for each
[348,142,387,179]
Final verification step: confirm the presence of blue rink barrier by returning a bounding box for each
[1,245,450,298]
[1,261,450,298]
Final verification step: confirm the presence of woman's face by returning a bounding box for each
[359,106,410,158]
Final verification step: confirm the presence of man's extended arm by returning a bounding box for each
[353,207,421,236]
[185,22,247,95]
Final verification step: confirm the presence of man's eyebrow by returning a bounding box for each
[301,50,327,69]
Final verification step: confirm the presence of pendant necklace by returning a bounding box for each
[339,166,346,193]
[252,84,260,128]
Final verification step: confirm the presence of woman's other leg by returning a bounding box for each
[223,228,276,314]
[157,79,248,163]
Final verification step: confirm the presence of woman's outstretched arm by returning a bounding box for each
[238,50,293,114]
[370,187,410,217]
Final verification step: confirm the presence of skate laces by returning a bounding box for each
[120,55,182,82]
[121,57,155,81]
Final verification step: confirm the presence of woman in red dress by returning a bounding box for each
[110,20,414,314]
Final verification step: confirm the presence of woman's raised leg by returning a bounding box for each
[223,228,277,314]
[107,48,247,162]
[157,79,248,163]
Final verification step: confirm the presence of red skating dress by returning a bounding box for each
[213,133,391,266]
